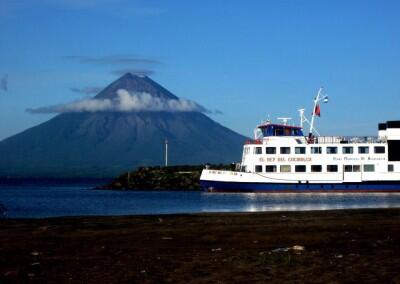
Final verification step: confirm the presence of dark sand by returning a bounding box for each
[1,209,399,283]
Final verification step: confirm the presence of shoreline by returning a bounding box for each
[1,208,399,283]
[2,206,400,220]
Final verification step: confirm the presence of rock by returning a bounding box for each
[272,247,289,253]
[292,245,305,251]
[4,270,18,277]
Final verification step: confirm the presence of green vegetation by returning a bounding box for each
[106,164,235,190]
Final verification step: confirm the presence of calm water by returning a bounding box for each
[1,183,400,218]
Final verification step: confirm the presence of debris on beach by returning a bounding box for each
[161,237,173,240]
[271,245,305,254]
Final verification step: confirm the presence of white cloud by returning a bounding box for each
[27,89,209,114]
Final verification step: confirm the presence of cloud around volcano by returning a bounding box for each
[26,89,210,114]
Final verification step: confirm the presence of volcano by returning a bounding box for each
[0,74,247,178]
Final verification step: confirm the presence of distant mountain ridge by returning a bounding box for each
[0,74,247,178]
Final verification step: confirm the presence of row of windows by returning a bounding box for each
[253,146,386,155]
[254,164,380,173]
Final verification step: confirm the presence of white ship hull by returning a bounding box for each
[200,170,400,192]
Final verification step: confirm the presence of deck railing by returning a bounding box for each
[244,139,263,145]
[310,136,385,144]
[244,136,386,145]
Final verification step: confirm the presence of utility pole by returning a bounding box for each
[165,139,168,167]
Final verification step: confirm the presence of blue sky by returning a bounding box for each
[0,0,399,140]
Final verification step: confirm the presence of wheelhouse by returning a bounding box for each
[259,124,304,137]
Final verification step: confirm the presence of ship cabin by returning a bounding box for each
[259,123,304,137]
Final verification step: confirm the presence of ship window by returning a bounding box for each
[327,165,338,172]
[344,165,353,172]
[363,164,375,172]
[244,147,250,154]
[388,164,394,172]
[295,147,306,154]
[342,147,354,154]
[326,147,338,154]
[275,127,284,136]
[280,147,291,154]
[266,147,276,154]
[265,165,277,172]
[240,166,247,172]
[358,146,369,154]
[311,147,322,154]
[374,146,385,154]
[353,165,361,172]
[295,165,306,172]
[293,129,304,136]
[280,165,291,173]
[311,165,322,172]
[255,165,263,173]
[262,126,274,137]
[254,147,262,155]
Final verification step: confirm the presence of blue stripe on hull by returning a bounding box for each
[200,180,400,192]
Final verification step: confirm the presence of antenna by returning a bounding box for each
[277,117,292,125]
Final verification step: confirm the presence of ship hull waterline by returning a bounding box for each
[200,180,400,193]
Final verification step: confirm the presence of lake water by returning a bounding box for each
[1,183,400,218]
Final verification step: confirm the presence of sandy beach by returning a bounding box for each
[1,209,399,283]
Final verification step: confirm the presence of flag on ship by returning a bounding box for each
[314,104,321,116]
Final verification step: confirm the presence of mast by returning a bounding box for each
[298,108,305,129]
[309,87,322,136]
[299,108,321,136]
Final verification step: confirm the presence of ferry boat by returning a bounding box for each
[200,88,400,192]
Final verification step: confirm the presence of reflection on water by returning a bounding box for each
[200,192,400,213]
[0,184,400,218]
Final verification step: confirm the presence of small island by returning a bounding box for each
[104,164,236,190]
